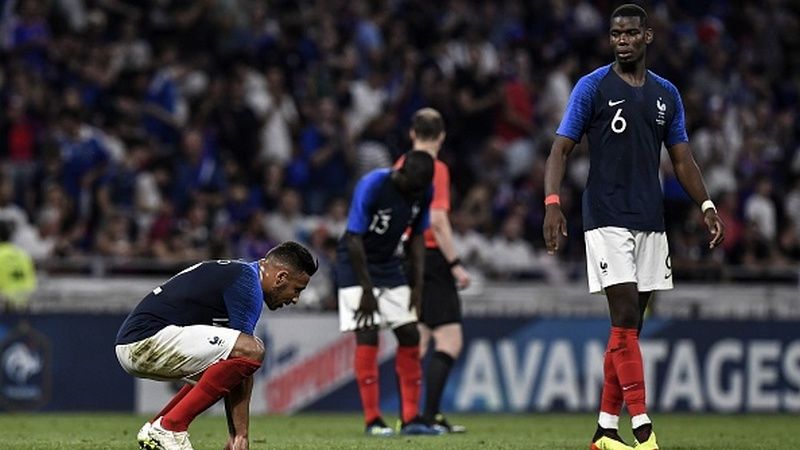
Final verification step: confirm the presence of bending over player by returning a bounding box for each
[336,151,442,436]
[115,242,317,450]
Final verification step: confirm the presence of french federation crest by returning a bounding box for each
[0,321,52,410]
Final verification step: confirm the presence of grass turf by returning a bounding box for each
[0,412,791,449]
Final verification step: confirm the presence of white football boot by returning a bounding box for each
[137,421,157,450]
[147,417,194,450]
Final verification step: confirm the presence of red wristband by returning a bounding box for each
[544,194,560,206]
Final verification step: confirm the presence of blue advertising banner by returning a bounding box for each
[0,314,133,411]
[1,313,798,413]
[305,318,800,413]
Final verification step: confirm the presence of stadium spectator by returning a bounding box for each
[94,212,137,259]
[0,0,796,282]
[256,66,300,168]
[235,210,276,261]
[289,96,351,215]
[140,44,189,150]
[0,220,37,312]
[743,177,778,242]
[171,128,226,213]
[0,172,31,245]
[450,207,491,271]
[263,188,311,244]
[54,107,110,220]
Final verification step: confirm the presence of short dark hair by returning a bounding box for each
[611,3,648,27]
[411,108,444,141]
[400,150,435,185]
[266,241,318,276]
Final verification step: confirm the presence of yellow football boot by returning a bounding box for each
[633,430,659,450]
[590,435,635,450]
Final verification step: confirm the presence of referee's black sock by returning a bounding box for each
[423,351,455,421]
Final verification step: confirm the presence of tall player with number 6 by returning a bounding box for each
[542,4,725,450]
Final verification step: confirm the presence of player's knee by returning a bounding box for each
[252,337,266,362]
[233,334,266,362]
[611,308,640,328]
[355,328,379,346]
[441,340,462,358]
[394,323,420,347]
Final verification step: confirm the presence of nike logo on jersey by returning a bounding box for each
[622,383,638,391]
[608,99,626,107]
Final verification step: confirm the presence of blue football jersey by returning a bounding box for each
[336,169,432,288]
[115,260,264,344]
[557,64,688,232]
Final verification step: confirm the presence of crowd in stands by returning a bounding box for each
[0,0,799,291]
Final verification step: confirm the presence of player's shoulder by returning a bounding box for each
[354,168,392,196]
[647,70,680,96]
[572,64,613,97]
[361,168,392,184]
[434,159,449,174]
[578,64,613,86]
[201,259,252,277]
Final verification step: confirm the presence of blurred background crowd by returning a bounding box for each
[0,0,799,294]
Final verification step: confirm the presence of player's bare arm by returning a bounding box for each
[543,136,578,254]
[407,233,426,312]
[429,208,471,289]
[223,375,253,450]
[667,142,726,248]
[344,231,379,329]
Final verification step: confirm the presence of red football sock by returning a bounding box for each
[600,340,623,417]
[355,344,381,424]
[396,344,421,423]
[609,326,647,416]
[151,384,194,423]
[162,357,261,432]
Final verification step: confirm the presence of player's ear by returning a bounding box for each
[275,269,289,285]
[645,27,653,44]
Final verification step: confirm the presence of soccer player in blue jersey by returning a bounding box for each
[115,242,317,450]
[336,150,441,436]
[543,5,725,450]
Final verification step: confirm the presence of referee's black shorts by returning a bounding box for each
[419,248,462,327]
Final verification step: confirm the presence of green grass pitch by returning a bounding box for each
[0,412,792,449]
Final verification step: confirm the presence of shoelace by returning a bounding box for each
[175,431,189,444]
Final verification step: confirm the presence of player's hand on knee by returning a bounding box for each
[354,289,379,330]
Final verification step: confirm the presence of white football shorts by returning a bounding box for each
[584,226,673,294]
[338,285,418,332]
[115,324,241,382]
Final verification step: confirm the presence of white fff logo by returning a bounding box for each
[3,343,42,384]
[656,98,667,126]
